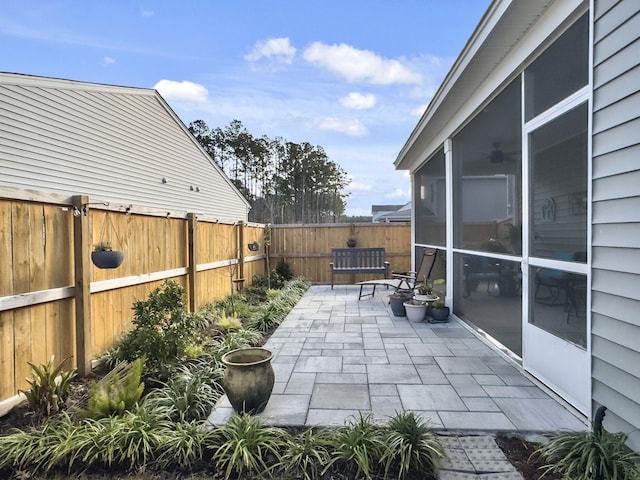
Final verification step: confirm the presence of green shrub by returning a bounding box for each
[80,404,169,471]
[82,359,145,418]
[19,356,77,418]
[154,419,212,470]
[275,259,294,281]
[534,406,640,480]
[246,278,310,332]
[208,413,288,480]
[211,328,264,361]
[144,356,224,422]
[278,427,334,480]
[112,280,208,378]
[328,413,386,480]
[381,411,445,479]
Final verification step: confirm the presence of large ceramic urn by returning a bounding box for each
[221,347,275,414]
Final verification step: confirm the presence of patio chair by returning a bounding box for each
[356,247,440,300]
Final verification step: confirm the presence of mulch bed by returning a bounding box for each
[496,433,560,480]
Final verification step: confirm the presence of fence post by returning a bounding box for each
[187,213,198,313]
[72,195,92,376]
[238,222,245,284]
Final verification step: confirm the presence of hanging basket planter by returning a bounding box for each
[91,243,124,269]
[91,249,124,269]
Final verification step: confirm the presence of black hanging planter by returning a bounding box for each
[346,239,357,248]
[91,248,124,269]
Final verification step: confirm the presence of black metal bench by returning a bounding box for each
[330,248,389,288]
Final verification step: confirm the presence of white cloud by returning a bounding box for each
[303,42,422,85]
[347,181,372,192]
[140,8,154,17]
[386,187,410,199]
[411,103,428,116]
[102,56,115,66]
[340,92,376,110]
[245,37,296,64]
[313,117,368,136]
[154,79,209,103]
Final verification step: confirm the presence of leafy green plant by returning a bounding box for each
[144,356,224,422]
[246,278,310,332]
[534,406,640,480]
[278,427,335,480]
[80,404,168,472]
[208,413,288,480]
[381,411,445,479]
[275,259,294,281]
[328,412,386,480]
[211,328,264,361]
[154,419,212,470]
[19,355,77,417]
[82,358,145,418]
[112,280,208,378]
[216,309,242,331]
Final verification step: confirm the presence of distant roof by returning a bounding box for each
[371,204,404,213]
[0,72,250,221]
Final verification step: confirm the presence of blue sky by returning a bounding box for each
[1,1,491,216]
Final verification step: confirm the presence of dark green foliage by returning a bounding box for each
[112,280,208,378]
[144,355,224,422]
[18,356,77,418]
[329,413,386,479]
[278,427,334,480]
[275,259,294,281]
[83,359,145,418]
[382,411,445,479]
[243,283,269,303]
[534,406,640,480]
[246,278,310,332]
[208,413,289,480]
[154,419,213,470]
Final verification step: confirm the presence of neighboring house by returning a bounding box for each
[396,0,639,449]
[371,204,404,222]
[0,73,250,221]
[375,202,412,223]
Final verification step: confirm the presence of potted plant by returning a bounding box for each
[91,242,124,269]
[403,298,428,322]
[430,299,450,323]
[389,291,412,316]
[346,223,356,247]
[414,278,439,302]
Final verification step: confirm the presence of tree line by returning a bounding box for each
[188,119,350,224]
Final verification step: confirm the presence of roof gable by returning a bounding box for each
[0,73,249,221]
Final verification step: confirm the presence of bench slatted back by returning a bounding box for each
[331,248,386,272]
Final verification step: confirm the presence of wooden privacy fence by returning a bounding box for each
[0,187,412,406]
[269,223,412,284]
[0,188,267,403]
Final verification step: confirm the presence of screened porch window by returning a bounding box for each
[414,148,446,247]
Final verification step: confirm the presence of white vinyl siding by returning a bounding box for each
[591,0,640,450]
[0,74,249,222]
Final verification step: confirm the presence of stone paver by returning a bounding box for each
[207,285,589,479]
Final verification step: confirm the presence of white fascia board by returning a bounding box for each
[395,0,586,173]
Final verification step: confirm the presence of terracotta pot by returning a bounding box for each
[221,347,275,414]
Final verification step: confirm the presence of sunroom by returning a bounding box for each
[396,1,591,417]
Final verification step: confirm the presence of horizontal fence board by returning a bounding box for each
[1,189,412,402]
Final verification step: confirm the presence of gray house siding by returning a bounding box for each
[0,74,250,221]
[592,0,640,449]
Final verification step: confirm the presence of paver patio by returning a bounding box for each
[208,284,587,434]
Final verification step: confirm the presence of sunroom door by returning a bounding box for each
[522,101,590,415]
